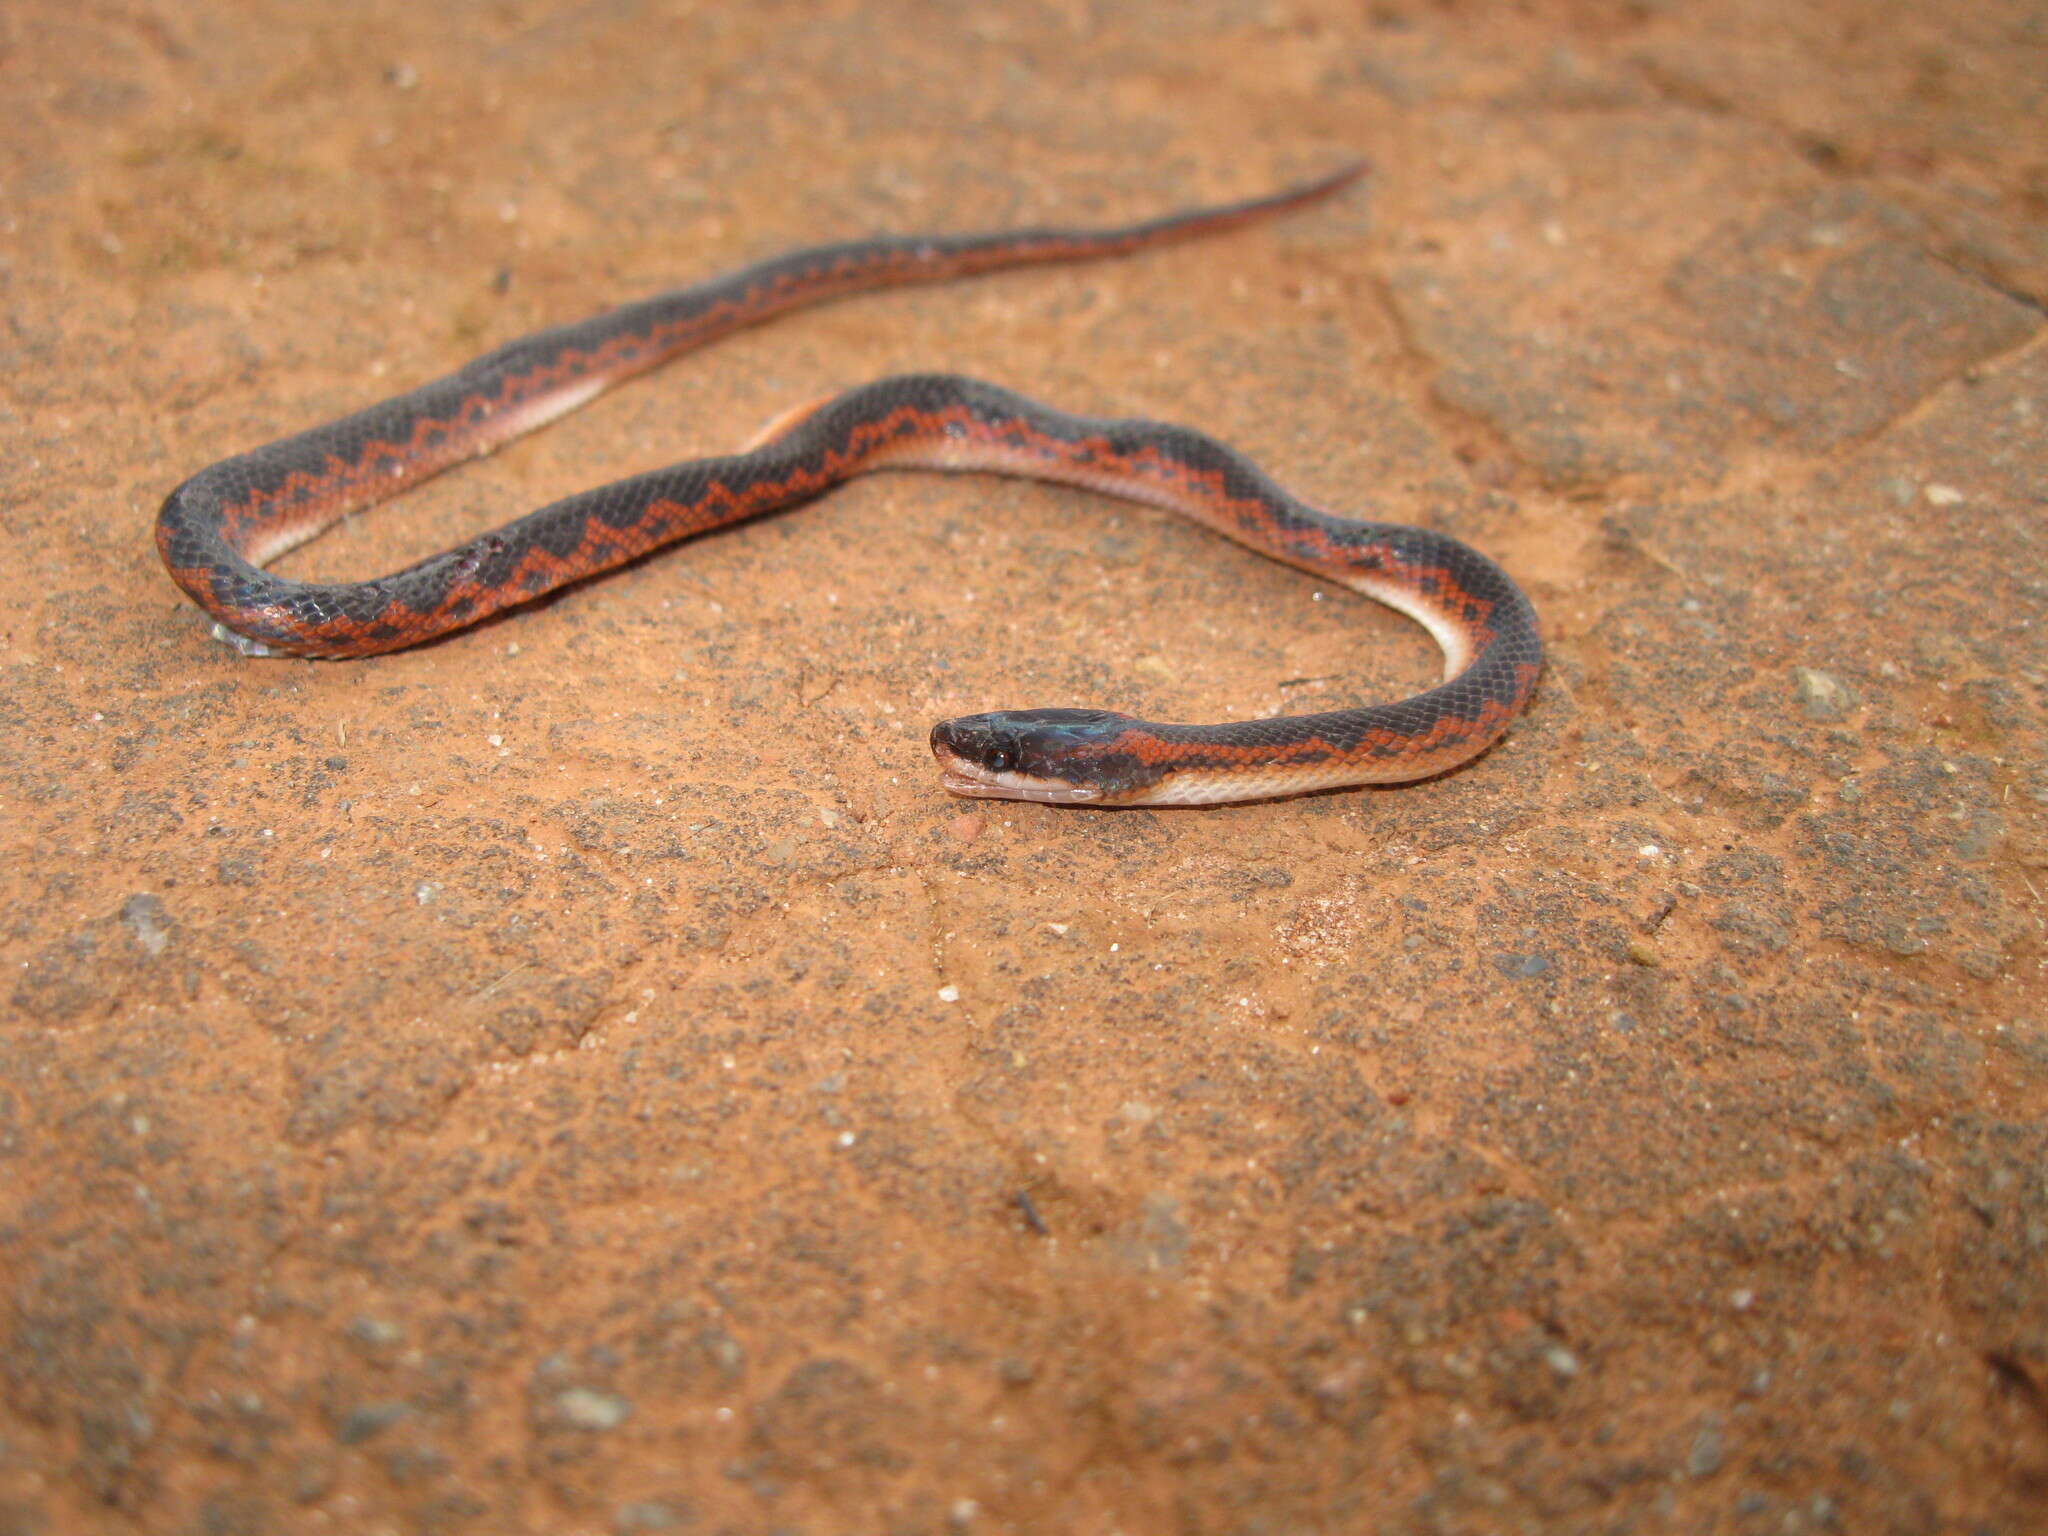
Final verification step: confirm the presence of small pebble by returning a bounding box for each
[614,1502,685,1532]
[121,893,171,956]
[1688,1417,1725,1477]
[335,1403,409,1445]
[1793,667,1855,722]
[345,1316,404,1348]
[555,1388,630,1431]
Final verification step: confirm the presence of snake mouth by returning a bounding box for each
[935,758,1104,805]
[941,773,1103,805]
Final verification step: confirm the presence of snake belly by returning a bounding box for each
[154,163,1542,806]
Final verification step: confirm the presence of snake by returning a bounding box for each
[155,162,1542,807]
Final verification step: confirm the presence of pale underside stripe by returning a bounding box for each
[870,439,1471,681]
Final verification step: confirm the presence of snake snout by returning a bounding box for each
[930,715,1018,792]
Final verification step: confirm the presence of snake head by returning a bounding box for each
[930,708,1149,805]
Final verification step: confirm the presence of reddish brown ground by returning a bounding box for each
[3,2,2046,1532]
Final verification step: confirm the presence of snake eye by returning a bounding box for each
[986,747,1016,774]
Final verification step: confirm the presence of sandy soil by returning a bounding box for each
[3,1,2046,1531]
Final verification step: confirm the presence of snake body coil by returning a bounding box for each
[156,164,1541,806]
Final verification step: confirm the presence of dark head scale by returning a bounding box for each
[929,708,1152,805]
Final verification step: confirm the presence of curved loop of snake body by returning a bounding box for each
[155,163,1542,807]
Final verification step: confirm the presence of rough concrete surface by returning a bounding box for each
[3,1,2046,1532]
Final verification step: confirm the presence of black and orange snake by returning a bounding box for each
[155,163,1541,805]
